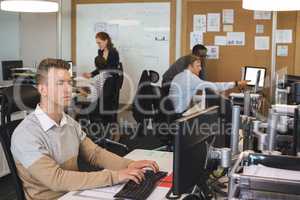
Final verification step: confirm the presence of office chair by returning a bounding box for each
[0,84,40,200]
[86,69,129,155]
[132,70,161,136]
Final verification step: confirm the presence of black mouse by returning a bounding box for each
[182,194,204,200]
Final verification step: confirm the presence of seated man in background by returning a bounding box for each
[162,44,208,95]
[11,58,159,200]
[169,55,248,113]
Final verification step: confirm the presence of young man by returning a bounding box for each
[162,44,208,86]
[169,55,248,113]
[11,58,159,200]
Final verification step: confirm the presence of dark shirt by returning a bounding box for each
[91,48,120,77]
[162,54,206,85]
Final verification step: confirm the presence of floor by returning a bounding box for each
[0,110,165,200]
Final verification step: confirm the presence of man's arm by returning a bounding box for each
[80,137,133,170]
[28,155,120,192]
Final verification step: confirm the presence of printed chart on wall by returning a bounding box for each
[76,3,170,103]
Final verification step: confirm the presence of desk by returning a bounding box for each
[59,149,173,200]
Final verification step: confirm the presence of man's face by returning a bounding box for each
[38,68,72,110]
[189,60,202,76]
[195,49,207,66]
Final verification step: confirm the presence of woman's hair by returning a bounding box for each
[186,55,201,67]
[95,32,114,50]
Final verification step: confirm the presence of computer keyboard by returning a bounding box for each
[114,170,168,200]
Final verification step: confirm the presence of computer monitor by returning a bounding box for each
[243,66,266,88]
[170,106,220,197]
[1,60,23,80]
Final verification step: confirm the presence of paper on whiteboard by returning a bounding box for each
[256,24,264,34]
[255,36,269,50]
[190,32,203,50]
[227,32,245,46]
[94,22,107,33]
[193,15,206,32]
[277,45,288,56]
[276,29,293,44]
[207,13,220,32]
[223,24,233,32]
[214,36,227,46]
[223,9,234,24]
[254,11,271,20]
[107,24,119,40]
[207,46,219,59]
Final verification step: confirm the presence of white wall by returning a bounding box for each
[61,0,72,61]
[0,11,21,80]
[20,13,57,67]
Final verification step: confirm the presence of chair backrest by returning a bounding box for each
[0,84,39,200]
[1,84,40,124]
[0,120,25,200]
[132,70,161,123]
[1,60,23,81]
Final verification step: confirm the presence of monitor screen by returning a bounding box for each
[243,66,266,87]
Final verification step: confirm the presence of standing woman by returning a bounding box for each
[83,32,120,78]
[83,32,121,141]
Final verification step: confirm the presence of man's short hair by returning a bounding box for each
[36,58,70,85]
[192,44,207,55]
[186,55,201,67]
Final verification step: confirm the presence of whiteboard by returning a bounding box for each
[76,3,170,104]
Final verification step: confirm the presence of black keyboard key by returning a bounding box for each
[114,171,168,200]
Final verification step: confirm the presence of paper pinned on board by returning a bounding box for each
[223,9,234,24]
[190,31,203,50]
[255,36,270,50]
[214,36,227,46]
[256,24,264,34]
[223,24,233,32]
[94,22,107,33]
[254,11,272,20]
[277,45,288,57]
[207,13,220,32]
[207,46,219,59]
[276,29,293,44]
[193,15,206,32]
[227,32,245,46]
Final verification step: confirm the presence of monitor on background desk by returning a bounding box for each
[1,60,23,80]
[243,66,266,88]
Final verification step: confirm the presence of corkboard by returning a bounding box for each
[182,0,298,84]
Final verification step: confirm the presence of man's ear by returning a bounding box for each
[37,84,47,97]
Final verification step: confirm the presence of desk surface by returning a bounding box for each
[59,149,173,200]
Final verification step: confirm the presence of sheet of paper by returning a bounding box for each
[223,24,233,32]
[227,32,245,46]
[207,13,220,32]
[214,36,227,46]
[190,31,203,50]
[94,22,107,33]
[256,24,264,34]
[223,9,234,24]
[207,46,219,59]
[277,45,288,56]
[255,36,269,50]
[276,29,293,43]
[193,14,206,32]
[254,11,272,20]
[107,24,119,40]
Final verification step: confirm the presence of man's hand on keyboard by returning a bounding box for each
[128,160,159,173]
[118,168,145,184]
